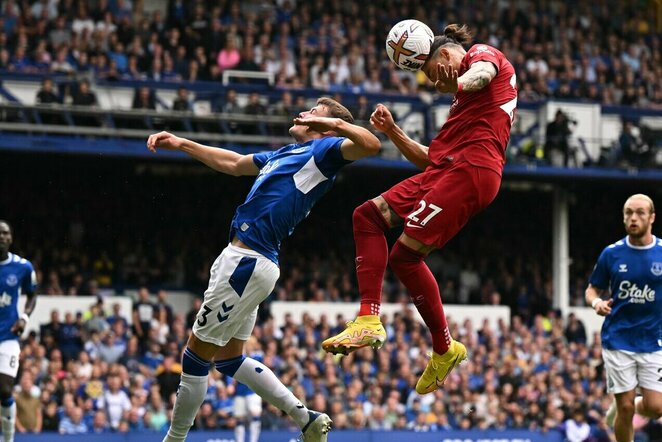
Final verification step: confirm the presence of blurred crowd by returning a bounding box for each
[0,0,660,108]
[13,294,661,440]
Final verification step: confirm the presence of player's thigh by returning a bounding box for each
[401,163,501,249]
[247,394,262,417]
[603,349,638,394]
[381,171,426,221]
[636,351,662,394]
[192,246,279,348]
[0,340,20,379]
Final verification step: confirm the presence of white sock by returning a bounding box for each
[1,402,16,442]
[249,419,261,442]
[233,357,309,428]
[234,423,246,442]
[162,374,208,442]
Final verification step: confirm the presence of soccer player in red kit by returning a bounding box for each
[323,24,517,395]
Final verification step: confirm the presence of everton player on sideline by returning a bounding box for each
[146,97,380,442]
[0,220,37,442]
[323,24,518,395]
[586,194,662,442]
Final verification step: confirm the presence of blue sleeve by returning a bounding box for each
[588,248,610,289]
[22,261,36,295]
[313,137,351,176]
[253,144,292,169]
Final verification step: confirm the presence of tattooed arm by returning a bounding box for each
[457,61,497,92]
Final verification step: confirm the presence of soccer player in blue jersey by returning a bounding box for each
[585,194,662,442]
[0,220,37,442]
[146,97,380,442]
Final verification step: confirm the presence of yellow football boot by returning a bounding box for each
[321,315,386,355]
[415,340,468,394]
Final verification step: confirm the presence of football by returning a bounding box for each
[385,19,434,72]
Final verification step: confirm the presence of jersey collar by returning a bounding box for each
[0,253,12,265]
[625,235,656,250]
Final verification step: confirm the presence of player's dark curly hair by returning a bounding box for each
[429,23,473,55]
[317,97,354,124]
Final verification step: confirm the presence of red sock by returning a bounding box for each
[353,201,389,316]
[389,240,451,353]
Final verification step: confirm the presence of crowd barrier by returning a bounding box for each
[13,429,564,442]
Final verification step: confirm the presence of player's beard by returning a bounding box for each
[627,223,647,239]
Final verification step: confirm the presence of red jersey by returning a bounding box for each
[429,44,517,174]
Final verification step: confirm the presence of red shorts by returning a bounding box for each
[382,159,501,249]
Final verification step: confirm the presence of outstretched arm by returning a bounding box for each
[292,116,381,161]
[146,131,259,176]
[370,104,430,170]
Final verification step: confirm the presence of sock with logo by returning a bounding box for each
[163,348,210,442]
[389,240,451,354]
[354,200,390,316]
[234,424,246,442]
[249,417,261,442]
[1,398,16,442]
[216,356,309,428]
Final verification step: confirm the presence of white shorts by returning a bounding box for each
[233,394,263,419]
[0,340,20,377]
[192,244,279,347]
[603,349,662,394]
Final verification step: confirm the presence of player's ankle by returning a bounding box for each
[358,302,380,316]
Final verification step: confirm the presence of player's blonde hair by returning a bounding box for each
[317,97,354,124]
[624,194,655,214]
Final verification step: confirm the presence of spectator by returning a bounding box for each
[217,37,241,72]
[564,313,587,345]
[544,109,576,167]
[71,79,99,126]
[132,287,155,344]
[618,120,653,169]
[14,372,42,433]
[243,91,267,135]
[58,406,88,434]
[35,78,61,124]
[132,86,156,110]
[96,373,131,431]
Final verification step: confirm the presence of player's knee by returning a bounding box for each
[617,401,636,418]
[181,347,211,376]
[389,241,423,272]
[0,383,13,402]
[353,201,387,232]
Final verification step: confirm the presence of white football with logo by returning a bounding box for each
[385,19,434,72]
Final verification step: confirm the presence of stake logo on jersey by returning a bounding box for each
[617,281,655,304]
[0,253,36,342]
[230,137,350,264]
[589,236,662,352]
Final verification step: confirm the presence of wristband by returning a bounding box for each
[457,82,463,93]
[591,298,601,309]
[20,313,29,323]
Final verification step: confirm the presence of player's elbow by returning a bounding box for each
[363,135,382,156]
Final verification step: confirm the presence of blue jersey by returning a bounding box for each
[589,236,662,352]
[230,137,350,264]
[0,253,36,342]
